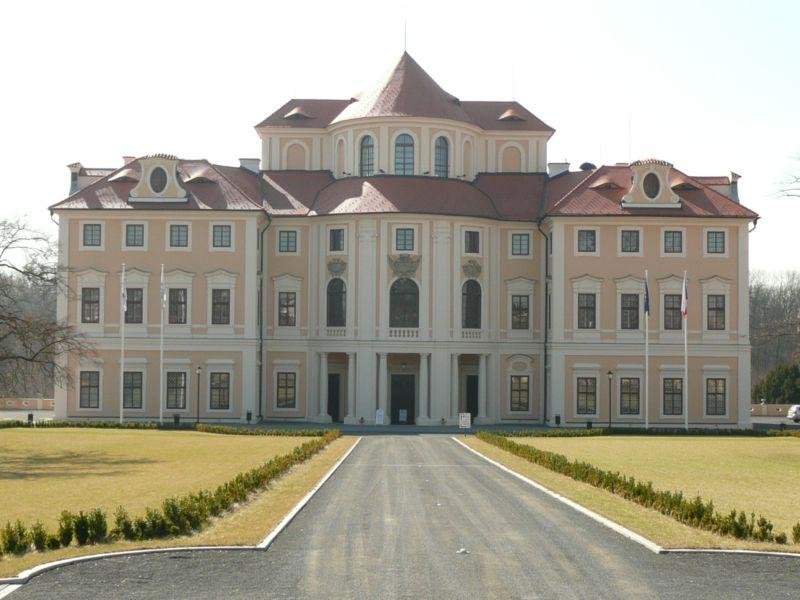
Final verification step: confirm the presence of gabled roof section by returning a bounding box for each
[462,101,554,132]
[547,165,757,219]
[256,99,353,129]
[50,159,264,212]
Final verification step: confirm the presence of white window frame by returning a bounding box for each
[659,365,685,419]
[702,366,730,419]
[657,275,684,340]
[205,269,237,334]
[76,269,107,333]
[617,226,643,257]
[76,363,103,412]
[209,221,235,252]
[120,361,147,412]
[326,224,347,255]
[273,273,302,337]
[703,227,729,258]
[123,268,150,335]
[164,365,191,413]
[505,277,534,339]
[573,364,600,418]
[207,361,235,413]
[122,221,148,251]
[164,269,195,333]
[508,230,534,260]
[571,275,602,339]
[509,373,532,414]
[700,276,731,340]
[462,227,482,257]
[574,226,599,257]
[615,364,644,419]
[614,275,645,338]
[660,227,686,258]
[276,227,300,256]
[79,221,104,251]
[391,224,419,254]
[272,360,300,412]
[166,221,192,252]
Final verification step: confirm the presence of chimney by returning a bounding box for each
[239,158,260,173]
[67,162,82,195]
[729,171,741,203]
[122,156,135,165]
[547,161,570,177]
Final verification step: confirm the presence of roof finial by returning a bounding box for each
[403,18,407,52]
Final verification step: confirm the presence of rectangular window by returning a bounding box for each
[123,371,143,409]
[212,225,231,248]
[278,292,296,326]
[166,372,187,409]
[577,293,596,329]
[395,228,414,252]
[706,378,726,416]
[79,371,100,408]
[125,288,143,324]
[577,229,596,253]
[83,224,101,247]
[663,378,683,416]
[707,294,725,330]
[279,230,297,253]
[464,230,480,254]
[664,294,682,330]
[329,228,344,252]
[511,294,529,330]
[621,230,639,253]
[577,377,597,415]
[211,289,231,325]
[620,377,640,415]
[276,372,296,408]
[125,224,144,247]
[664,230,683,254]
[210,372,230,410]
[81,287,100,323]
[707,231,725,254]
[510,375,529,412]
[511,233,530,256]
[621,293,639,330]
[168,288,187,324]
[169,224,189,248]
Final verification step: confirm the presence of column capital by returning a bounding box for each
[320,351,328,358]
[379,352,388,358]
[419,352,430,358]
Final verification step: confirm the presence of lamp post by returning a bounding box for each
[195,365,202,424]
[607,370,614,430]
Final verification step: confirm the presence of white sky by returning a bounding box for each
[1,0,797,273]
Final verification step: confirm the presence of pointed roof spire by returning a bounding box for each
[332,52,472,124]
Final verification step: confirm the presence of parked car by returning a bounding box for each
[787,405,800,423]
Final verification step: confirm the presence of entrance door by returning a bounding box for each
[466,375,479,420]
[390,374,415,424]
[327,374,341,423]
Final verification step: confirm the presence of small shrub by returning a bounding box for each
[113,506,136,541]
[58,511,74,547]
[792,523,800,545]
[73,511,90,545]
[775,532,787,544]
[30,521,48,552]
[87,508,107,544]
[45,534,61,551]
[1,520,30,555]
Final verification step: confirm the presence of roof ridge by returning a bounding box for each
[549,169,596,211]
[207,161,264,210]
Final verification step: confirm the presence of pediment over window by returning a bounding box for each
[272,273,302,291]
[505,276,535,293]
[129,155,187,202]
[622,159,681,208]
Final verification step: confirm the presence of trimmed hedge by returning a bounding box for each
[0,430,340,559]
[0,420,328,437]
[499,427,800,439]
[476,431,799,546]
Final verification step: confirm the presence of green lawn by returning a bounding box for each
[0,428,309,529]
[513,435,800,536]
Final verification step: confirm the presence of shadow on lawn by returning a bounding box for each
[0,451,158,480]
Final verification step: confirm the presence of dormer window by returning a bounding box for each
[643,173,660,199]
[622,159,680,208]
[150,167,167,194]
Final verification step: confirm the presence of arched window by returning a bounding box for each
[434,136,449,178]
[326,278,346,327]
[462,280,481,329]
[394,134,414,175]
[389,278,419,327]
[359,136,374,177]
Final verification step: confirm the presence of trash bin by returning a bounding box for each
[246,410,252,423]
[27,413,34,425]
[173,414,180,426]
[555,414,561,427]
[586,420,592,429]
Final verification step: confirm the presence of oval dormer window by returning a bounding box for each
[643,172,660,199]
[150,167,168,194]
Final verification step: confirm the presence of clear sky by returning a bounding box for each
[2,0,797,272]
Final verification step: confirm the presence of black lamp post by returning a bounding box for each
[195,365,202,424]
[607,370,614,430]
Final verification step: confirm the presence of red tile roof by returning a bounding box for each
[255,99,353,129]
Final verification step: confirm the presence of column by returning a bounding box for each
[450,353,460,421]
[477,353,487,421]
[430,350,450,423]
[345,352,356,424]
[318,352,331,422]
[417,353,429,424]
[378,352,388,424]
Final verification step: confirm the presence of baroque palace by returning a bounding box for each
[51,53,757,427]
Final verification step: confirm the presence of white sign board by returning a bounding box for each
[398,409,408,423]
[459,412,472,429]
[375,408,385,425]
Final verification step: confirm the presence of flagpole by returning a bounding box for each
[683,270,689,432]
[159,264,165,425]
[644,269,649,431]
[119,263,126,424]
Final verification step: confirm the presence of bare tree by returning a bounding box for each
[750,270,800,386]
[0,219,92,396]
[779,158,800,197]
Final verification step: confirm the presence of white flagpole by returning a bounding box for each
[119,263,126,424]
[682,270,689,431]
[160,264,165,425]
[644,269,649,431]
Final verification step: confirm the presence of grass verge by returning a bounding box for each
[462,436,798,553]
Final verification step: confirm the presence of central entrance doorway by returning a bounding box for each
[327,373,341,423]
[390,374,415,424]
[465,374,479,420]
